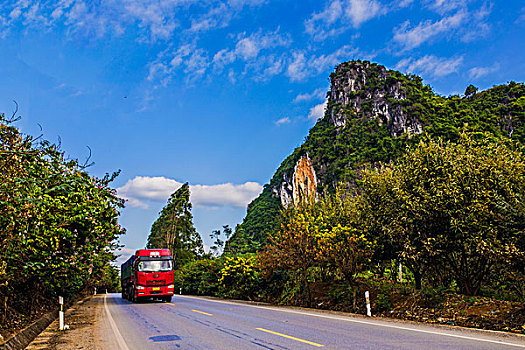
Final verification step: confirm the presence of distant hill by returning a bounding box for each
[227,60,525,253]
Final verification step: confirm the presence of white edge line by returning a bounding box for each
[176,295,525,349]
[104,294,131,350]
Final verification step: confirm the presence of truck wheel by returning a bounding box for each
[164,296,172,303]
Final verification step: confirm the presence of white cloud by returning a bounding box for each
[286,45,358,82]
[275,117,291,125]
[191,182,263,208]
[424,0,466,14]
[117,176,263,209]
[517,7,525,23]
[305,0,387,40]
[147,44,210,85]
[188,3,232,33]
[1,0,267,42]
[393,11,466,50]
[294,88,327,103]
[468,63,499,80]
[460,3,492,42]
[112,247,137,266]
[308,100,327,121]
[396,55,463,78]
[393,2,492,50]
[213,28,291,68]
[345,0,384,28]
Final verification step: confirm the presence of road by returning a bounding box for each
[100,293,525,350]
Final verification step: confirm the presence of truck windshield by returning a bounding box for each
[137,260,172,272]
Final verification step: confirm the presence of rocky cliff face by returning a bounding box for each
[275,155,317,207]
[228,60,525,253]
[273,61,423,207]
[329,61,423,136]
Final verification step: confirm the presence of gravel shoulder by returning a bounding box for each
[25,295,108,350]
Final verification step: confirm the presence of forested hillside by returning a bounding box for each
[229,60,525,253]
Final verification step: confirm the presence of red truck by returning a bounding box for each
[121,249,175,302]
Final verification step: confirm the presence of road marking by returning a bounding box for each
[166,303,175,305]
[192,309,213,316]
[176,295,525,348]
[104,295,130,350]
[257,327,324,347]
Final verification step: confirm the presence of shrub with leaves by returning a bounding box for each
[362,132,525,296]
[218,255,260,300]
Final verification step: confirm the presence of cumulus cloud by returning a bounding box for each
[396,55,463,78]
[308,100,327,121]
[305,0,387,40]
[117,176,263,209]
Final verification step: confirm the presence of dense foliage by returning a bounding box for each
[146,183,203,266]
[0,111,124,332]
[229,61,525,252]
[175,254,260,300]
[362,133,525,296]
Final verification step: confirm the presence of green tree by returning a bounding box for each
[209,225,232,256]
[464,84,478,97]
[1,110,124,323]
[258,202,322,306]
[362,133,525,295]
[315,191,375,309]
[147,183,203,266]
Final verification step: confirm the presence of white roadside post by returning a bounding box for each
[59,296,64,330]
[398,262,403,282]
[365,291,371,317]
[94,287,97,295]
[179,287,182,295]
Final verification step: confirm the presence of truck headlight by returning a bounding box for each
[167,285,174,289]
[137,285,145,290]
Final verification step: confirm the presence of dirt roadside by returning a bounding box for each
[25,295,114,350]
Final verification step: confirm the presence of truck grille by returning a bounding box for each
[146,280,166,286]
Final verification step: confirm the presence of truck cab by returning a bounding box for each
[121,249,175,302]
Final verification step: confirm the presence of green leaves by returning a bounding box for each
[363,132,525,295]
[146,183,203,266]
[0,113,124,302]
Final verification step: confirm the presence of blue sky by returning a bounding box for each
[1,0,524,261]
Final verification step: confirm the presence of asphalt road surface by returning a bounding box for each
[101,293,525,350]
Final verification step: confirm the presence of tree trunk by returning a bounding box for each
[352,288,357,312]
[303,270,312,307]
[2,296,7,325]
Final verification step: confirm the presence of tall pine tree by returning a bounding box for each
[146,183,203,267]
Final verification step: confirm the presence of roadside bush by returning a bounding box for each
[175,259,222,295]
[218,254,261,300]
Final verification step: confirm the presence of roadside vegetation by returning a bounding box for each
[173,132,525,334]
[0,110,123,339]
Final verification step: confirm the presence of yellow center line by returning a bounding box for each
[192,309,213,316]
[166,303,175,306]
[256,328,324,347]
